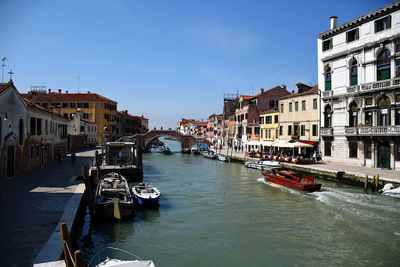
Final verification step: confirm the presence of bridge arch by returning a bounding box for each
[117,130,212,152]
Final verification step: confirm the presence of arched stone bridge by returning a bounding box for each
[117,130,212,152]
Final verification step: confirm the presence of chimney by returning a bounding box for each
[48,89,51,94]
[330,16,338,29]
[58,89,61,93]
[260,88,264,93]
[282,85,286,90]
[87,91,91,94]
[291,90,295,94]
[66,90,69,94]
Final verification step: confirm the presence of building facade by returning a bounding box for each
[22,89,117,144]
[260,109,279,152]
[67,110,97,150]
[318,2,400,169]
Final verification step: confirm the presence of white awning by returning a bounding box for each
[271,139,290,147]
[244,140,261,146]
[260,141,273,146]
[272,140,314,148]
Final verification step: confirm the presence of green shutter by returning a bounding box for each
[388,15,392,29]
[377,110,381,126]
[375,21,378,33]
[346,32,349,43]
[329,39,333,49]
[356,28,359,40]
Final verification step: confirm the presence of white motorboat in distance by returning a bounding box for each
[379,183,400,199]
[245,159,280,170]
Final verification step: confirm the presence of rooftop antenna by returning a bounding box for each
[77,75,80,93]
[1,58,6,83]
[8,69,14,82]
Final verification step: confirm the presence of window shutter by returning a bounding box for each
[377,110,381,126]
[388,108,391,125]
[346,32,349,43]
[388,15,392,29]
[356,28,359,40]
[374,21,378,33]
[329,39,333,49]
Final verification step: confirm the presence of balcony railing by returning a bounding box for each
[320,127,333,137]
[361,78,400,92]
[322,91,333,98]
[346,85,360,94]
[345,125,400,136]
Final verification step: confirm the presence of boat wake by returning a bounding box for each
[257,177,303,196]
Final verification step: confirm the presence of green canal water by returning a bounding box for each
[76,139,400,266]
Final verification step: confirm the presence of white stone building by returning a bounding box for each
[318,2,400,169]
[67,109,97,149]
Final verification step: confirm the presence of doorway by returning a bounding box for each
[377,143,390,169]
[6,145,15,177]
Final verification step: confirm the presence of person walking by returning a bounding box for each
[71,151,76,165]
[380,156,385,170]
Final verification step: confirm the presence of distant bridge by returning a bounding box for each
[117,130,212,151]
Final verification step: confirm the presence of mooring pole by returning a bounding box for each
[364,175,368,191]
[60,222,73,267]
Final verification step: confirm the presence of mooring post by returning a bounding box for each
[364,175,368,191]
[74,250,86,267]
[371,175,376,191]
[60,222,73,267]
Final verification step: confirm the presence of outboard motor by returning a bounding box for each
[379,183,394,193]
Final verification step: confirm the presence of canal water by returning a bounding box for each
[76,139,400,266]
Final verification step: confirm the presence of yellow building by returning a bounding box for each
[260,109,279,152]
[22,88,117,143]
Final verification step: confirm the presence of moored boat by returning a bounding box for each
[245,159,280,170]
[217,154,230,162]
[379,183,400,199]
[132,183,161,207]
[93,172,134,219]
[158,147,172,155]
[89,246,156,267]
[262,168,321,192]
[202,150,216,159]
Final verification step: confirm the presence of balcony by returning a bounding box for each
[346,85,360,94]
[361,78,400,93]
[322,90,333,99]
[345,125,400,136]
[320,127,334,137]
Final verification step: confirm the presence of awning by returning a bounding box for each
[299,141,318,146]
[244,140,261,146]
[285,142,314,148]
[271,139,290,147]
[260,141,273,146]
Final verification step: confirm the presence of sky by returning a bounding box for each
[0,0,394,129]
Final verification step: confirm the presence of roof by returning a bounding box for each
[81,118,95,124]
[21,92,117,103]
[279,84,318,100]
[23,97,66,120]
[0,82,12,93]
[318,2,400,39]
[260,108,279,115]
[253,86,283,98]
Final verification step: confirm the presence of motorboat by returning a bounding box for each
[132,183,161,207]
[202,150,216,159]
[158,147,172,155]
[93,172,134,219]
[245,159,280,170]
[379,183,400,199]
[89,246,156,267]
[263,168,322,192]
[217,154,230,162]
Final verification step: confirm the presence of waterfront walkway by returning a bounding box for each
[0,149,96,267]
[218,146,400,184]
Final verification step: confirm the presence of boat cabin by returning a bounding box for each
[105,142,135,166]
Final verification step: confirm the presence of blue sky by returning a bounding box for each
[0,0,393,129]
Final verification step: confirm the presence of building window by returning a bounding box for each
[365,143,372,159]
[313,99,318,110]
[45,120,48,134]
[274,115,278,123]
[83,113,89,119]
[83,102,89,109]
[322,39,332,51]
[293,125,299,136]
[19,119,24,145]
[377,49,391,81]
[365,111,373,126]
[324,105,332,127]
[396,143,400,161]
[350,60,358,86]
[377,96,391,126]
[288,125,292,136]
[349,141,358,158]
[312,124,318,136]
[260,117,264,124]
[325,67,332,91]
[300,125,305,136]
[289,103,292,112]
[30,145,34,159]
[324,141,332,156]
[266,116,272,124]
[30,117,36,135]
[302,100,306,111]
[62,102,68,108]
[70,102,75,108]
[280,104,284,113]
[77,103,83,108]
[279,126,283,136]
[63,113,68,118]
[349,102,358,127]
[269,100,275,108]
[396,59,400,78]
[366,97,373,106]
[396,109,400,125]
[295,101,298,111]
[346,28,359,43]
[42,103,48,109]
[375,16,391,33]
[80,126,85,132]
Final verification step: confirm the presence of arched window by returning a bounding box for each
[325,67,332,91]
[377,49,391,81]
[324,105,332,127]
[377,96,391,126]
[350,60,358,86]
[349,102,358,127]
[19,119,24,145]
